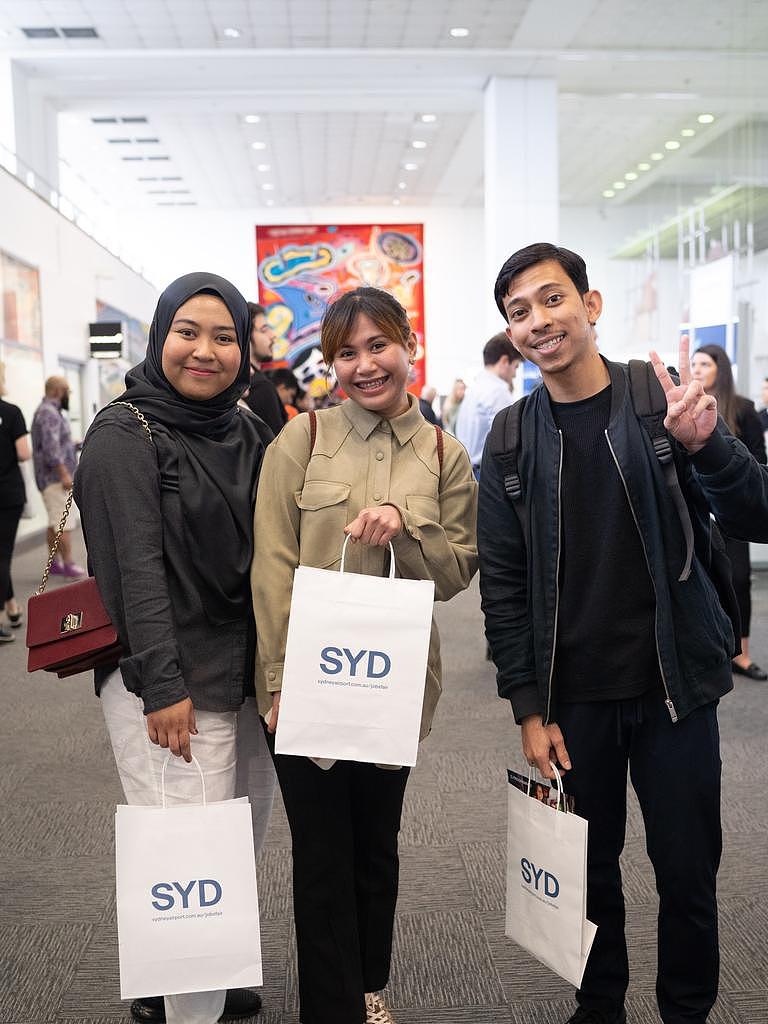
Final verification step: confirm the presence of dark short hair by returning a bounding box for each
[494,243,589,319]
[321,287,411,364]
[270,368,299,391]
[483,332,521,366]
[247,302,266,319]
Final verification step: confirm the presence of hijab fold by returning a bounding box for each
[115,272,262,625]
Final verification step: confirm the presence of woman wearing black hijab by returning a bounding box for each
[74,274,275,1024]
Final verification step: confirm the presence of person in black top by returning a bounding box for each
[74,274,275,1024]
[691,343,768,680]
[0,361,32,642]
[242,301,287,435]
[478,243,768,1024]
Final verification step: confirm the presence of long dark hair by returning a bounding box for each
[694,343,738,434]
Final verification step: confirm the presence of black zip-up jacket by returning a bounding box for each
[478,358,768,725]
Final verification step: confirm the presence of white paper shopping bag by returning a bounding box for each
[276,537,435,766]
[505,765,597,987]
[115,756,263,999]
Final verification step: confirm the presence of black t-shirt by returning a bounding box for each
[550,385,660,702]
[244,370,288,436]
[0,399,27,508]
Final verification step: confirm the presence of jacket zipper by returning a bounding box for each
[605,430,678,723]
[544,430,563,725]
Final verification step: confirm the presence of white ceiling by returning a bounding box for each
[2,0,767,214]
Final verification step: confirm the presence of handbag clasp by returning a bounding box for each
[60,611,83,633]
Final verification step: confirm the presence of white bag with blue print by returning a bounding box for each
[505,765,597,987]
[115,756,262,998]
[276,537,434,766]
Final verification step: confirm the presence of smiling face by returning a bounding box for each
[502,259,602,384]
[690,351,718,393]
[332,312,417,419]
[161,293,241,400]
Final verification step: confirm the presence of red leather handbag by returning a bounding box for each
[25,401,151,678]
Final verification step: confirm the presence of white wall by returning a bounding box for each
[0,167,157,536]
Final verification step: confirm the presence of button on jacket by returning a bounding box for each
[251,395,478,739]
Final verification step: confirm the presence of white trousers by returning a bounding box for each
[101,670,276,1024]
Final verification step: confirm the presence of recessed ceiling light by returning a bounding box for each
[412,140,427,149]
[665,140,681,150]
[651,152,664,160]
[398,181,407,190]
[698,113,715,124]
[257,163,270,172]
[449,27,470,37]
[602,190,615,198]
[420,114,437,123]
[625,171,638,181]
[262,183,275,191]
[223,27,241,38]
[244,115,261,124]
[612,181,626,190]
[681,128,696,137]
[403,162,418,171]
[637,162,651,171]
[251,141,267,150]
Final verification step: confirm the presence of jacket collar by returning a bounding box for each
[341,392,424,445]
[533,355,628,429]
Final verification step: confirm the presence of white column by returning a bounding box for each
[484,77,559,333]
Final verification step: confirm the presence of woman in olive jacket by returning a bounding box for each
[252,287,477,1024]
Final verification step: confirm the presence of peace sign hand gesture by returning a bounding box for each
[649,336,718,454]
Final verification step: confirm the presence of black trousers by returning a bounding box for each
[264,727,409,1024]
[0,505,23,604]
[557,692,721,1024]
[725,536,751,638]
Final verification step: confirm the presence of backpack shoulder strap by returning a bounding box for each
[487,396,529,542]
[627,360,693,581]
[308,408,317,455]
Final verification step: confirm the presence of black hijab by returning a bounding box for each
[116,272,263,625]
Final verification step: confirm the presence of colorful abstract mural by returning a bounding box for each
[255,223,426,400]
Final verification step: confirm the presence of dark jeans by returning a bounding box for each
[0,505,23,604]
[557,692,721,1024]
[264,725,409,1024]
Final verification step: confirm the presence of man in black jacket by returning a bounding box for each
[478,243,768,1024]
[243,302,287,436]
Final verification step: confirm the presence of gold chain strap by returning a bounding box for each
[35,401,153,595]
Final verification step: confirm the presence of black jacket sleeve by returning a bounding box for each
[689,422,768,543]
[477,439,540,721]
[74,411,189,712]
[736,397,767,465]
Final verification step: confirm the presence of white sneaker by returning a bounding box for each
[365,992,396,1024]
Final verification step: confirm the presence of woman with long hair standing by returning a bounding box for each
[74,273,275,1024]
[252,286,477,1024]
[691,343,767,680]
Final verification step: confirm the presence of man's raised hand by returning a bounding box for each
[649,335,717,454]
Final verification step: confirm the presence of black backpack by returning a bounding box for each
[486,360,742,650]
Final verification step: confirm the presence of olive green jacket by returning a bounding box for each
[251,395,478,739]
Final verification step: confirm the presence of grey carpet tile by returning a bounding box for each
[393,1008,513,1023]
[717,833,768,897]
[729,991,768,1024]
[718,896,768,986]
[387,910,506,1008]
[396,846,475,914]
[424,709,516,754]
[0,922,93,964]
[255,848,294,921]
[441,788,507,845]
[720,737,768,779]
[256,917,292,1014]
[429,748,515,794]
[0,946,83,1024]
[399,789,454,848]
[626,991,747,1023]
[259,795,292,851]
[459,841,506,913]
[0,856,115,924]
[505,1000,580,1024]
[479,911,576,1004]
[57,924,123,1019]
[0,801,114,859]
[13,763,123,805]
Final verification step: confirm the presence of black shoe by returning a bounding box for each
[130,989,263,1022]
[565,1008,626,1024]
[7,610,22,628]
[0,627,14,644]
[732,661,768,680]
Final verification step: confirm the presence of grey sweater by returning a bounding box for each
[74,404,257,714]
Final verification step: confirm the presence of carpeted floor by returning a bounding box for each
[1,532,766,1023]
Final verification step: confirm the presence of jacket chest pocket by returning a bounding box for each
[295,480,351,568]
